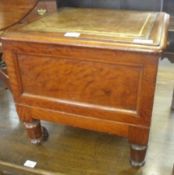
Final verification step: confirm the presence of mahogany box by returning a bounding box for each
[1,7,169,167]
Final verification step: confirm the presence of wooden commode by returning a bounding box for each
[1,6,169,167]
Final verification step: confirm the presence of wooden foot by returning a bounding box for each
[128,126,149,168]
[24,120,48,144]
[130,144,147,168]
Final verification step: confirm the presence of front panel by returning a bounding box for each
[4,42,159,126]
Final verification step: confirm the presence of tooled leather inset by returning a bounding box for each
[21,8,158,44]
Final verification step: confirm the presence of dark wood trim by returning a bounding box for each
[162,52,174,63]
[171,90,174,110]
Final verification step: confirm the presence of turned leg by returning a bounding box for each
[16,105,48,144]
[128,126,149,168]
[130,144,147,167]
[24,120,48,144]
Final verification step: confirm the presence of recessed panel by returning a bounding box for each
[18,54,142,111]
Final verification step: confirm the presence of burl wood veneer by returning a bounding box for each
[1,8,169,167]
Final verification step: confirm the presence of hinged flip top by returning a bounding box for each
[3,7,169,53]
